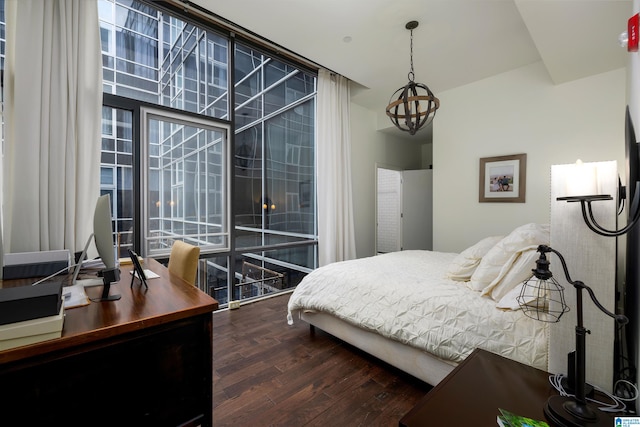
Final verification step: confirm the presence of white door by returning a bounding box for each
[376,167,402,253]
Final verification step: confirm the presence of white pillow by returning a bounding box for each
[468,223,549,292]
[496,282,526,310]
[496,279,543,311]
[481,248,540,301]
[446,235,504,281]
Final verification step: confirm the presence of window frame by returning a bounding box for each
[140,106,232,257]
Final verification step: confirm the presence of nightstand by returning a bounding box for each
[399,348,615,426]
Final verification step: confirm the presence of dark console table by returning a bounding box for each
[400,348,615,426]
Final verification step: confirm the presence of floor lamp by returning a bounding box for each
[517,245,628,426]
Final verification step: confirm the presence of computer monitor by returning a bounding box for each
[71,232,93,286]
[73,194,121,301]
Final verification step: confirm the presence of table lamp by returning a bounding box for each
[517,245,628,427]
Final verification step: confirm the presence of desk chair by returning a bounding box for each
[167,240,200,286]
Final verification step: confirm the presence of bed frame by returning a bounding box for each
[300,311,456,386]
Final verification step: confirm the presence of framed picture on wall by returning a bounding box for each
[479,153,527,203]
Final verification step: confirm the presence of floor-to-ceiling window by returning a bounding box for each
[0,0,317,306]
[96,0,317,306]
[232,44,317,302]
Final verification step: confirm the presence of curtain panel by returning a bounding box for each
[317,69,356,266]
[3,0,102,260]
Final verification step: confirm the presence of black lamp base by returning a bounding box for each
[544,395,610,427]
[560,377,594,398]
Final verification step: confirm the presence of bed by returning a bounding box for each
[287,223,551,386]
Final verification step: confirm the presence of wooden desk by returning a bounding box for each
[0,258,218,426]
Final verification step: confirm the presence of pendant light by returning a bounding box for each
[385,21,440,135]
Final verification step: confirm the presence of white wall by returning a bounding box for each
[432,61,626,252]
[350,103,424,258]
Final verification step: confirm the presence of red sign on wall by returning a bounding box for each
[629,13,639,52]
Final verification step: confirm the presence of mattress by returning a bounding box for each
[287,250,548,370]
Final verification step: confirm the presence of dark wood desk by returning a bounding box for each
[0,258,218,426]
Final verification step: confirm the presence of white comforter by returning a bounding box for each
[288,250,548,370]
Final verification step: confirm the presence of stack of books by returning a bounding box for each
[0,304,64,351]
[0,281,65,351]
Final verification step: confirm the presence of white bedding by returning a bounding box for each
[287,250,549,370]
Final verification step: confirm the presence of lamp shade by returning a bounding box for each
[517,274,569,323]
[564,160,599,197]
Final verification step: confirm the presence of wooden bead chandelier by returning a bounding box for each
[385,21,440,135]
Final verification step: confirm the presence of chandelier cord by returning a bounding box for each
[408,28,415,82]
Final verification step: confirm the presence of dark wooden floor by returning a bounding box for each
[211,294,432,426]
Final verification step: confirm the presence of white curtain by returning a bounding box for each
[3,0,102,258]
[317,69,356,266]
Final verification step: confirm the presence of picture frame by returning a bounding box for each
[128,249,148,289]
[479,153,527,203]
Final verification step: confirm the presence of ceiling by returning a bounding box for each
[186,0,631,129]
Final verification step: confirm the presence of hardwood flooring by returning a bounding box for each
[211,293,432,426]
